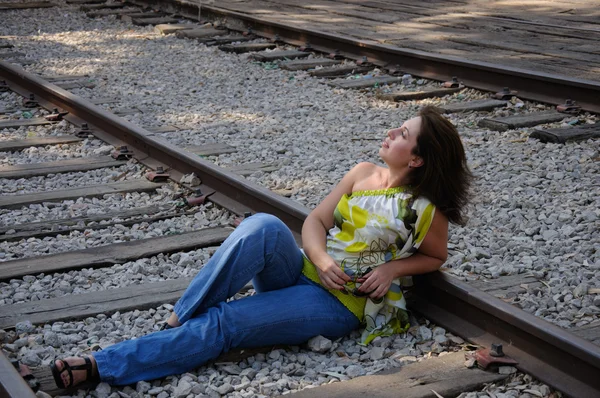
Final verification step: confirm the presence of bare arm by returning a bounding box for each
[302,162,375,290]
[357,209,449,298]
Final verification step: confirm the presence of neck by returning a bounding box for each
[381,166,412,188]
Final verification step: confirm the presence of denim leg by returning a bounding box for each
[173,213,303,323]
[94,278,359,385]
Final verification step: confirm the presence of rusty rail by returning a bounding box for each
[410,273,600,397]
[129,0,600,114]
[0,353,37,398]
[1,58,600,397]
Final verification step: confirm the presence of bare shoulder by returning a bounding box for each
[350,162,379,178]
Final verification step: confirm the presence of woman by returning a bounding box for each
[51,106,472,388]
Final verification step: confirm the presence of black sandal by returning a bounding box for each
[159,322,174,331]
[11,360,40,393]
[50,356,95,389]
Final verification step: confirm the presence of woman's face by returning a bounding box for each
[379,116,422,169]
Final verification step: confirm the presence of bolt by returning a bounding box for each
[81,123,89,130]
[156,166,165,174]
[194,189,203,197]
[490,343,504,357]
[244,212,252,218]
[119,146,129,153]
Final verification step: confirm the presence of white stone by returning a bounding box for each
[307,335,332,353]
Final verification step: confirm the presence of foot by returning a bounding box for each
[165,312,182,328]
[52,356,98,389]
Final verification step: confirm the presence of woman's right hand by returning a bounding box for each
[314,256,351,290]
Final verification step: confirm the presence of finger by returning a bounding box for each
[370,285,387,299]
[333,267,352,282]
[358,277,376,293]
[324,275,344,290]
[358,271,373,281]
[329,272,349,287]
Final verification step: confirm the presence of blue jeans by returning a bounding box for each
[94,213,359,385]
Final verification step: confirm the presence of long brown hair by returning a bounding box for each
[409,106,473,225]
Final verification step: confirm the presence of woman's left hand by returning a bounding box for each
[356,262,397,300]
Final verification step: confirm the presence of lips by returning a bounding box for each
[382,139,389,148]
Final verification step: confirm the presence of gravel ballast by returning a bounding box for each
[0,2,595,396]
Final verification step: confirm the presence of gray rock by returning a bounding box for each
[268,350,281,360]
[156,392,169,398]
[345,365,365,377]
[573,283,589,297]
[498,366,518,375]
[136,380,151,393]
[95,382,112,398]
[433,334,448,345]
[369,346,385,361]
[307,335,332,353]
[147,387,164,395]
[15,320,35,335]
[44,331,61,347]
[260,382,279,395]
[173,380,192,397]
[36,391,52,398]
[21,352,41,367]
[418,325,432,341]
[239,368,257,379]
[216,382,234,395]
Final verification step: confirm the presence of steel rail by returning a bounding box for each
[0,60,309,236]
[410,273,600,398]
[0,353,37,398]
[130,0,600,114]
[1,59,599,397]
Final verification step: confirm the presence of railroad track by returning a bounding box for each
[0,1,599,397]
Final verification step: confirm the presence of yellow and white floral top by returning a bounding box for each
[302,187,436,345]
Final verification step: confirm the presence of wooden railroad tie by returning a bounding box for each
[0,118,55,129]
[250,50,311,62]
[530,123,600,143]
[0,52,26,59]
[280,58,343,71]
[0,136,82,152]
[309,65,374,78]
[175,28,227,40]
[0,179,162,210]
[154,24,196,35]
[0,156,125,180]
[199,35,254,47]
[80,3,125,11]
[0,2,56,10]
[328,76,402,90]
[0,204,177,242]
[440,99,508,113]
[86,9,141,18]
[478,111,566,132]
[377,87,463,101]
[128,16,180,26]
[0,226,231,281]
[66,0,105,4]
[286,351,508,398]
[219,42,277,54]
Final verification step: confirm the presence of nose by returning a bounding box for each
[387,128,399,139]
